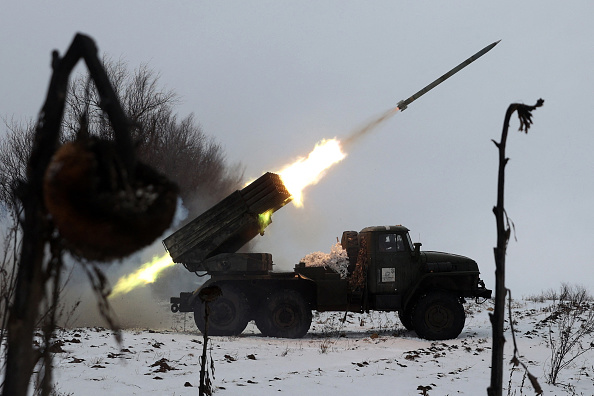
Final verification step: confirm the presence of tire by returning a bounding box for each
[411,292,465,340]
[193,285,250,336]
[398,306,414,331]
[255,289,312,338]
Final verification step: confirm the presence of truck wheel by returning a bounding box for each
[256,289,312,338]
[398,306,414,331]
[193,285,249,336]
[411,292,465,340]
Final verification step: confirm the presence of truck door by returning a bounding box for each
[371,232,411,308]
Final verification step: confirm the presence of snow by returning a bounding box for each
[10,298,593,395]
[300,242,350,279]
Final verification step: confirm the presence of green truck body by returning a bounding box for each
[167,173,491,340]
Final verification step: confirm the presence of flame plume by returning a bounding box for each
[277,138,346,207]
[110,253,174,298]
[275,108,398,206]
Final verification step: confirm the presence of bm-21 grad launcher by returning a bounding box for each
[163,172,292,275]
[165,171,491,341]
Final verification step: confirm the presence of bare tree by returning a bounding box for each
[0,211,20,344]
[488,99,544,396]
[1,59,242,220]
[62,58,242,216]
[545,284,594,385]
[62,59,176,141]
[135,110,243,215]
[0,119,36,213]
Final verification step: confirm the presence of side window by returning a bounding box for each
[378,233,405,252]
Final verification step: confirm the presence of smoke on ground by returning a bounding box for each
[59,198,206,330]
[300,242,349,279]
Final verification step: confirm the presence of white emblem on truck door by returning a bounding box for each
[381,267,396,283]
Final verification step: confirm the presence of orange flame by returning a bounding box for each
[110,253,175,298]
[274,108,398,206]
[277,138,346,206]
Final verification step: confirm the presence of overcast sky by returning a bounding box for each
[2,1,593,296]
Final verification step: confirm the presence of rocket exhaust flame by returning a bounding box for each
[277,138,346,207]
[276,108,400,206]
[110,253,175,298]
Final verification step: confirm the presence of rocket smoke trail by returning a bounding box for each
[341,40,499,149]
[341,107,399,149]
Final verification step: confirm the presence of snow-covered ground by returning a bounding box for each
[7,299,594,395]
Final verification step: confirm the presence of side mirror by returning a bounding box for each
[413,242,422,261]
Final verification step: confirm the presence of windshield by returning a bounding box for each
[405,232,414,251]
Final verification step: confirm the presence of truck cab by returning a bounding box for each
[339,225,491,339]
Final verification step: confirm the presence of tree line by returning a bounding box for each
[0,57,242,220]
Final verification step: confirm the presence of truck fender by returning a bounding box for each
[402,273,463,311]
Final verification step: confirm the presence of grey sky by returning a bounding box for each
[2,1,593,296]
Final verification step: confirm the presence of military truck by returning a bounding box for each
[166,173,491,340]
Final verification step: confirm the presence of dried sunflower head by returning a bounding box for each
[43,138,178,261]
